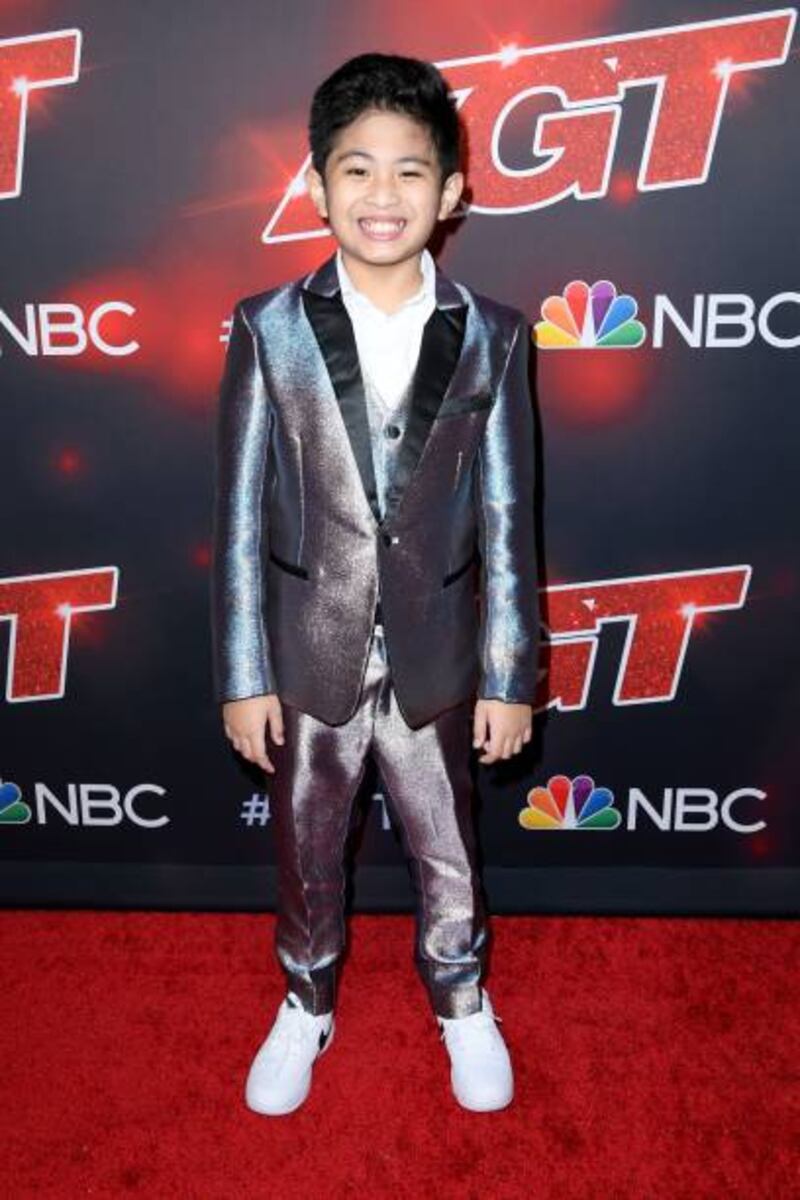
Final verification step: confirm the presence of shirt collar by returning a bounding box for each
[336,246,436,317]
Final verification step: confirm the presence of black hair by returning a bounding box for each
[308,52,462,185]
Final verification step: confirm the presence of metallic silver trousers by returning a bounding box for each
[269,620,488,1018]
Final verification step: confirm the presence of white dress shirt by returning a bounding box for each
[335,246,437,411]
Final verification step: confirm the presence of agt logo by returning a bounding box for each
[0,564,749,709]
[0,777,169,827]
[518,773,766,834]
[534,279,800,350]
[264,10,795,242]
[0,29,81,201]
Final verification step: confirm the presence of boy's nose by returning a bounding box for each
[365,181,401,202]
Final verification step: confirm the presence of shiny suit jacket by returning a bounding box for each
[210,248,540,730]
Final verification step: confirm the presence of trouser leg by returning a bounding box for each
[369,626,488,1019]
[268,636,381,1015]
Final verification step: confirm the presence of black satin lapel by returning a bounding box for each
[383,304,467,523]
[300,289,382,525]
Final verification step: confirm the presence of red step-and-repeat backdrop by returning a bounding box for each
[2,1,798,913]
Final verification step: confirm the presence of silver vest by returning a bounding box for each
[362,369,416,604]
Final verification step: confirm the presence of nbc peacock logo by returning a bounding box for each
[534,280,646,349]
[518,773,621,830]
[0,778,32,824]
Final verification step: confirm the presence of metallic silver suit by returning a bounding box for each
[211,249,539,727]
[269,619,487,1017]
[210,249,540,1016]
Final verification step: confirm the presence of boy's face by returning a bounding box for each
[305,108,463,270]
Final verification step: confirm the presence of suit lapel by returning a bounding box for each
[301,249,471,529]
[384,304,466,524]
[300,286,383,524]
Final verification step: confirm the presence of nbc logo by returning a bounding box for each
[534,280,646,349]
[518,773,621,830]
[0,778,32,824]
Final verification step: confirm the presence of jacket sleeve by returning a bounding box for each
[210,301,278,704]
[474,310,540,704]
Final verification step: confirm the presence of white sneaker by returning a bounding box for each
[437,988,514,1112]
[244,991,334,1115]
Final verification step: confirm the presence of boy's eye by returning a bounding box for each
[344,167,423,178]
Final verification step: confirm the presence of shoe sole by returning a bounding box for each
[452,1084,514,1113]
[245,1019,336,1117]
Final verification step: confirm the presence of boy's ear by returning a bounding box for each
[438,171,465,221]
[305,165,328,219]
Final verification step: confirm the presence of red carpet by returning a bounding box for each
[2,910,796,1197]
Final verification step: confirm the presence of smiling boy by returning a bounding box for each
[211,52,540,1115]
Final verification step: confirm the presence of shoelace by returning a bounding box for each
[277,1000,329,1060]
[440,1010,504,1054]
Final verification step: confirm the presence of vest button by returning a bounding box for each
[384,424,401,439]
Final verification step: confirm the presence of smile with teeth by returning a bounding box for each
[359,217,407,238]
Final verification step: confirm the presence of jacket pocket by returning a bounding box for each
[435,390,493,419]
[268,548,309,580]
[442,549,478,588]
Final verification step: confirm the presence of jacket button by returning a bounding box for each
[384,424,401,439]
[382,533,392,546]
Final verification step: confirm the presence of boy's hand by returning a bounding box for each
[222,694,284,775]
[472,699,532,764]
